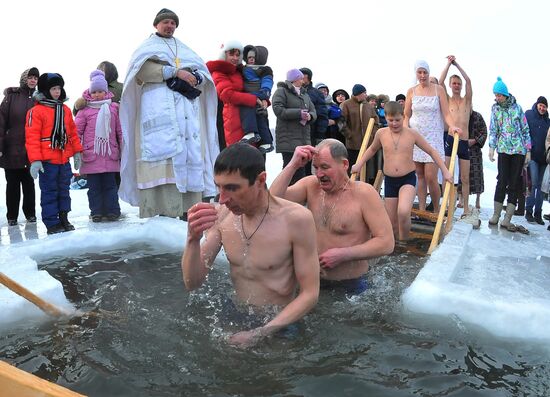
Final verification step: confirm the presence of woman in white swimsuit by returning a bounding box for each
[404,60,460,213]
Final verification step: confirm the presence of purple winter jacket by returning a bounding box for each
[74,90,123,175]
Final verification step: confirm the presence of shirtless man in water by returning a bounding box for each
[439,55,473,217]
[270,139,394,295]
[182,143,319,347]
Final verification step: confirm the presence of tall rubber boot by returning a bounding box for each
[488,201,503,225]
[59,211,75,231]
[500,203,516,229]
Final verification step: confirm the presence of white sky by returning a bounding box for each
[2,0,550,121]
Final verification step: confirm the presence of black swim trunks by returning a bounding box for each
[320,276,368,295]
[384,170,417,198]
[444,132,470,160]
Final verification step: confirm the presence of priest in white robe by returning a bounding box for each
[120,8,219,218]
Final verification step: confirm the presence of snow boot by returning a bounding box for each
[488,201,503,225]
[534,211,545,225]
[525,209,535,223]
[500,203,517,231]
[59,211,75,231]
[47,223,66,235]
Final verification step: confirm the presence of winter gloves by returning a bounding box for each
[30,161,44,179]
[73,152,82,171]
[29,154,81,179]
[166,77,201,100]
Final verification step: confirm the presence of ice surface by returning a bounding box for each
[403,218,550,341]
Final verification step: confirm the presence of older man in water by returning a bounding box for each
[182,143,319,347]
[270,139,394,295]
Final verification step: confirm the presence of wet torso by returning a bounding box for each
[379,128,417,177]
[216,200,299,306]
[448,96,471,140]
[307,181,371,280]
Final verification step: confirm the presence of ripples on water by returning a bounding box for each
[0,245,548,396]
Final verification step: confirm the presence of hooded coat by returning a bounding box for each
[524,102,550,164]
[489,95,531,155]
[206,60,258,145]
[25,98,82,165]
[272,80,317,153]
[0,71,37,169]
[74,89,123,174]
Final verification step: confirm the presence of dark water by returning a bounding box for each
[0,244,549,397]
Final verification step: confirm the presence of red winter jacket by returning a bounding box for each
[25,103,83,164]
[206,60,257,145]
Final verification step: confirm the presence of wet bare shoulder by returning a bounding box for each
[273,195,315,226]
[351,180,381,203]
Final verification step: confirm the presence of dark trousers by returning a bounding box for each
[217,98,226,150]
[239,106,273,145]
[526,160,547,214]
[494,153,525,206]
[38,162,72,228]
[4,168,35,221]
[282,152,306,185]
[86,172,121,217]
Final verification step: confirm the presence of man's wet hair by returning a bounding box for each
[384,101,404,117]
[316,138,348,160]
[214,142,265,185]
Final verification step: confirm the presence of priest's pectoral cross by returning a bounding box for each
[175,58,180,69]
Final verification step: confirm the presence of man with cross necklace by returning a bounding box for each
[270,139,395,296]
[182,143,319,347]
[119,8,219,220]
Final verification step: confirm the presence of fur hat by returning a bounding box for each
[154,8,179,27]
[377,94,390,105]
[286,69,304,82]
[89,70,108,93]
[366,94,378,103]
[219,40,243,62]
[352,84,366,96]
[493,77,509,97]
[37,72,66,100]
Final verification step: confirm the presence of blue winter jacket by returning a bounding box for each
[525,102,550,163]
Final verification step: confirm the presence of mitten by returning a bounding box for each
[73,152,82,170]
[30,161,44,179]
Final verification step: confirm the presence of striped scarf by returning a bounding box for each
[38,98,66,150]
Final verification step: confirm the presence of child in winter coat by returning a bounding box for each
[25,73,83,234]
[75,70,123,222]
[240,45,274,153]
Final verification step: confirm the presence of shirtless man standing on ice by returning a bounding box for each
[439,55,473,217]
[270,139,394,295]
[182,143,319,347]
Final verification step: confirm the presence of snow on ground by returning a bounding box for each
[1,150,549,341]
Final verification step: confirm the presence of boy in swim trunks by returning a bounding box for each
[351,101,453,241]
